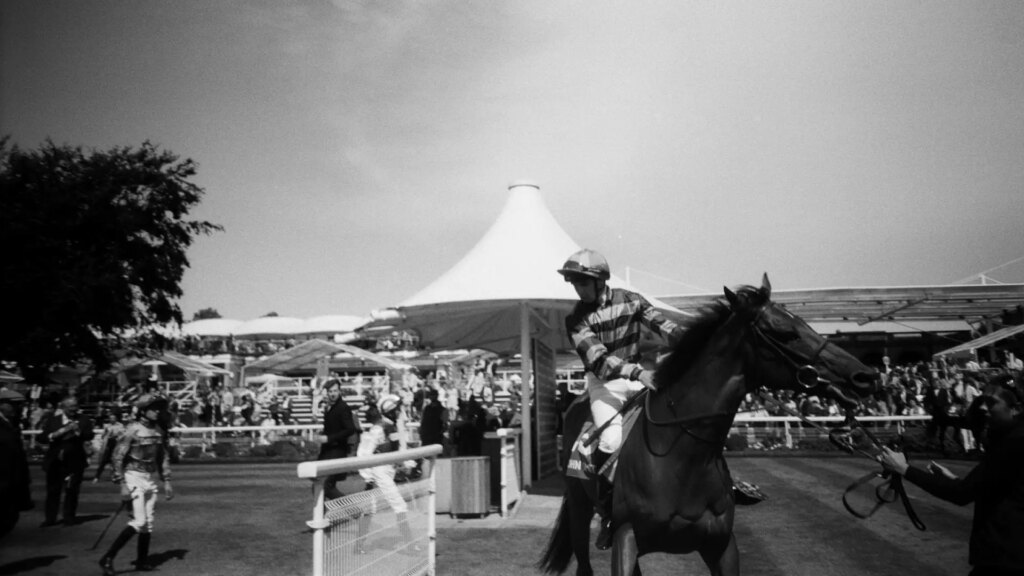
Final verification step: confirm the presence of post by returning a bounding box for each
[519,302,533,487]
[307,479,328,576]
[427,458,437,575]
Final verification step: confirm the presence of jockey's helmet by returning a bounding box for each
[557,249,610,281]
[136,394,168,412]
[378,394,401,415]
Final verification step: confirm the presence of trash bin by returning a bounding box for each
[449,456,489,518]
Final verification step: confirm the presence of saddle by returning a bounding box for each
[565,390,768,505]
[565,399,643,483]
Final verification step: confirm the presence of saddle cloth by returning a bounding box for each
[566,401,643,482]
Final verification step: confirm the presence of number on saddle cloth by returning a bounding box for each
[565,404,643,482]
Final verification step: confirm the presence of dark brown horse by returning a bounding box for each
[539,275,879,576]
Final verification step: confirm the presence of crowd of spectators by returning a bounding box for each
[9,348,1023,459]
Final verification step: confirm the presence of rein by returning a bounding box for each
[756,391,927,531]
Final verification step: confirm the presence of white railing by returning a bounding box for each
[297,445,443,576]
[727,414,933,449]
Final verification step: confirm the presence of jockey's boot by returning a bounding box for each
[99,526,136,576]
[592,449,614,550]
[397,511,421,551]
[133,532,155,571]
[354,512,370,554]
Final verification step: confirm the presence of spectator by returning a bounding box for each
[0,389,32,539]
[39,396,94,526]
[317,378,360,500]
[879,375,1024,576]
[1004,351,1023,372]
[92,410,127,483]
[353,399,417,555]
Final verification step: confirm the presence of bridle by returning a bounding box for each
[749,303,833,390]
[644,301,834,440]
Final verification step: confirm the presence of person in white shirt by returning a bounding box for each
[353,395,417,554]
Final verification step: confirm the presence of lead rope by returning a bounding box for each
[753,389,927,531]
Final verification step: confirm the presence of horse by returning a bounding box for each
[539,274,879,576]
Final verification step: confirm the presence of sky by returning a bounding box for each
[2,1,1023,323]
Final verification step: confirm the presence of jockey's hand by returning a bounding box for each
[637,370,657,392]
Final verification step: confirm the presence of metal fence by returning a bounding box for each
[296,445,442,576]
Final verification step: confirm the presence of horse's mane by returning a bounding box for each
[654,285,763,387]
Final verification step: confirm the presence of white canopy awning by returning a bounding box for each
[244,339,413,374]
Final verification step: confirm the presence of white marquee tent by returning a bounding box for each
[363,181,688,483]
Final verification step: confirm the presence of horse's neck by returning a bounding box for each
[675,325,749,418]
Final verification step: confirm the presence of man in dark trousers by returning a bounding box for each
[40,395,94,526]
[317,378,360,500]
[417,388,447,478]
[880,374,1024,576]
[0,388,33,538]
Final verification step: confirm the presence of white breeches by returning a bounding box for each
[587,373,646,454]
[359,465,408,514]
[124,470,159,533]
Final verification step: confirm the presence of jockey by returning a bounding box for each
[558,248,684,550]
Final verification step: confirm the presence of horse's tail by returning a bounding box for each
[537,493,574,574]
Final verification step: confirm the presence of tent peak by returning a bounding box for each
[508,180,539,191]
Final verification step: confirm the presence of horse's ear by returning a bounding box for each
[761,273,772,298]
[724,286,740,309]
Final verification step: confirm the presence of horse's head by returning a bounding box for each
[726,274,879,409]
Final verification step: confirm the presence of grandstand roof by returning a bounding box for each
[659,283,1024,328]
[934,324,1024,358]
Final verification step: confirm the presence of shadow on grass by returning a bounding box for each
[70,513,109,525]
[147,548,188,567]
[0,555,67,575]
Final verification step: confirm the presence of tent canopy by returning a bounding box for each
[232,316,305,338]
[244,339,413,374]
[120,351,231,376]
[366,182,688,354]
[933,324,1024,358]
[0,369,24,383]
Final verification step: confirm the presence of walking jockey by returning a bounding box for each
[99,394,173,575]
[558,248,685,550]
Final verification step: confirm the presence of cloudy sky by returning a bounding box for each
[3,1,1022,322]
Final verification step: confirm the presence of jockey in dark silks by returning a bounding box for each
[558,248,683,550]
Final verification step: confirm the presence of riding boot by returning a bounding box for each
[354,512,371,554]
[397,511,421,551]
[99,526,136,576]
[592,450,614,551]
[134,531,155,571]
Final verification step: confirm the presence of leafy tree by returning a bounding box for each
[0,138,222,381]
[192,308,222,321]
[263,312,279,317]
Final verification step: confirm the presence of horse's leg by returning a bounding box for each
[699,532,739,576]
[567,481,595,576]
[610,522,640,576]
